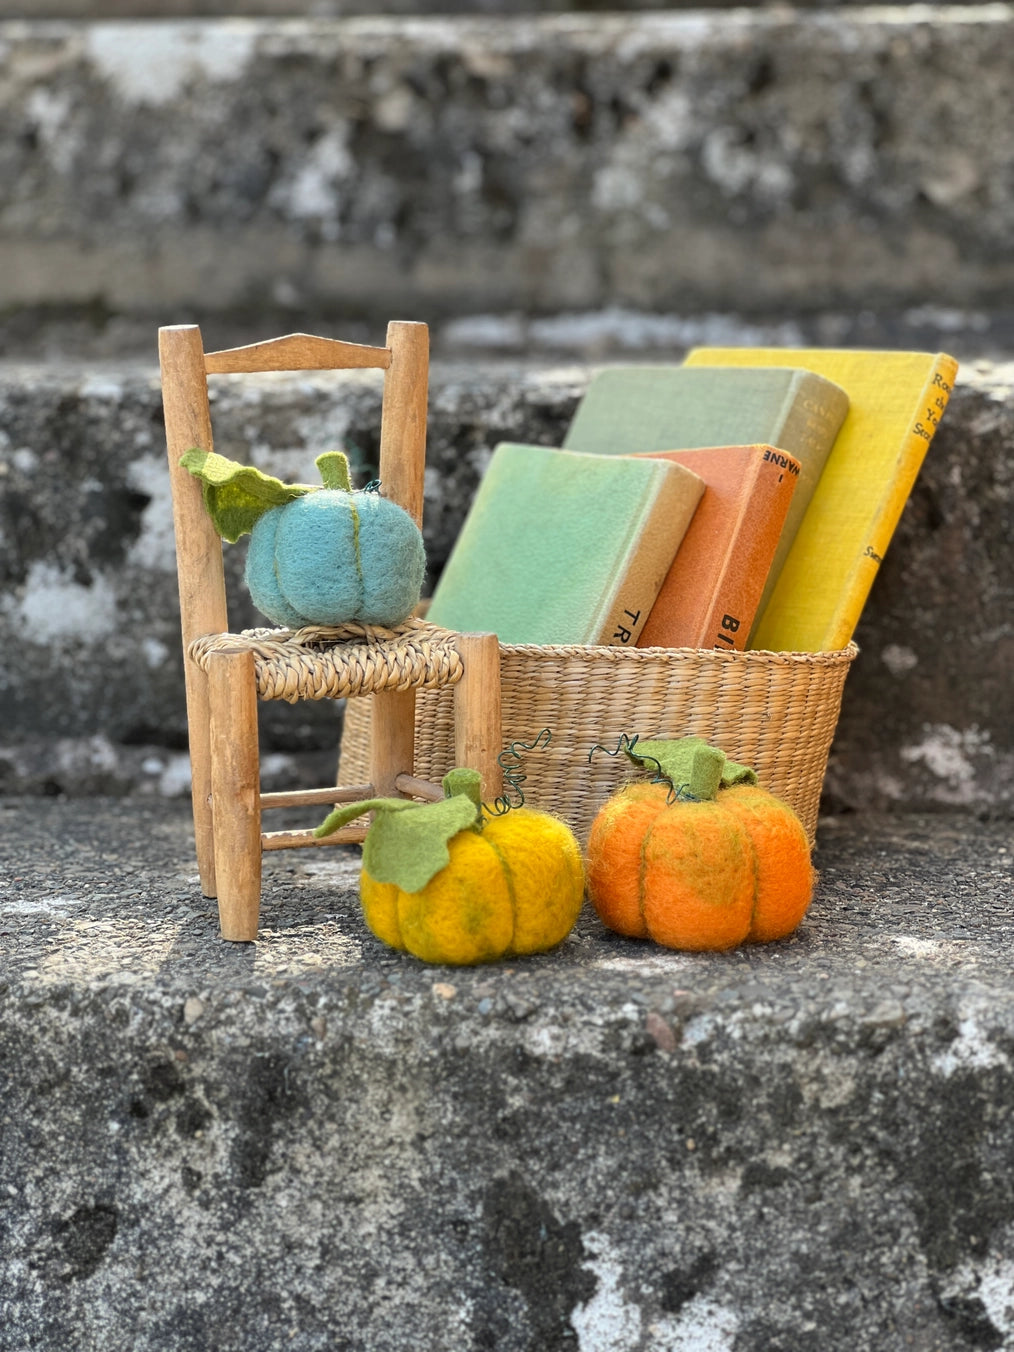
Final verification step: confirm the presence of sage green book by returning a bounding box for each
[563,365,850,639]
[427,443,704,646]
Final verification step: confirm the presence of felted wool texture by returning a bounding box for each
[482,809,585,955]
[363,829,515,966]
[244,504,307,628]
[586,783,670,938]
[359,876,404,954]
[718,784,814,942]
[272,490,362,625]
[353,493,426,625]
[640,805,756,952]
[360,808,584,966]
[245,490,425,629]
[587,783,756,952]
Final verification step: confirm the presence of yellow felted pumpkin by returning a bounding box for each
[586,737,813,952]
[315,769,584,965]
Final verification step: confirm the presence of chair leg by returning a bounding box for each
[183,657,217,898]
[207,649,262,942]
[453,632,503,803]
[370,689,416,798]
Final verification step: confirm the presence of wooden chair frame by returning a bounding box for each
[160,320,502,941]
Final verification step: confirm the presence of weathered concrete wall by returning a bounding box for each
[2,11,1014,328]
[1,798,1013,1351]
[0,359,586,797]
[0,0,930,21]
[822,358,1014,816]
[0,356,1010,811]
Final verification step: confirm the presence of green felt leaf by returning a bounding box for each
[314,784,481,894]
[625,736,757,802]
[314,796,420,840]
[719,756,758,789]
[180,448,315,542]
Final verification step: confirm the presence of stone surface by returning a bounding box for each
[0,355,1010,813]
[7,301,1014,368]
[3,12,1014,326]
[0,357,583,786]
[826,358,1014,816]
[13,0,753,15]
[8,0,915,17]
[1,796,1013,1350]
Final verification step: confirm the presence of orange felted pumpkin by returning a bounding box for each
[586,737,814,952]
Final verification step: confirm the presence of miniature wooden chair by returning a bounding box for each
[160,321,502,941]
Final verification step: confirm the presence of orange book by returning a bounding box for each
[635,445,800,650]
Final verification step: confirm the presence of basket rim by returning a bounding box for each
[492,640,860,667]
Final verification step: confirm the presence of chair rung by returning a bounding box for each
[259,784,374,810]
[394,774,444,802]
[262,825,367,851]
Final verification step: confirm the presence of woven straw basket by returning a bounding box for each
[338,641,858,846]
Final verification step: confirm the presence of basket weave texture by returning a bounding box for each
[188,618,464,704]
[339,641,858,846]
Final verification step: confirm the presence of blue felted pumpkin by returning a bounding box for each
[180,448,425,628]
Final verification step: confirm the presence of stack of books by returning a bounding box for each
[426,349,958,654]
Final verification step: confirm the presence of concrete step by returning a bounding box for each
[10,0,740,17]
[0,351,1010,815]
[1,795,1012,1350]
[2,10,1013,332]
[4,301,1014,368]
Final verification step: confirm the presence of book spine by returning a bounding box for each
[750,371,851,640]
[639,451,798,650]
[817,355,958,650]
[591,494,687,648]
[774,371,850,470]
[703,451,799,653]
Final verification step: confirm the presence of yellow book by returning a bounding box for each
[683,347,959,652]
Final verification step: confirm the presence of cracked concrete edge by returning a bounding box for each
[2,802,1014,1351]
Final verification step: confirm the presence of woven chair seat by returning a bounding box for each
[188,617,465,704]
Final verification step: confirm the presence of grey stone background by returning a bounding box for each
[0,359,1011,814]
[0,8,1009,812]
[3,0,964,16]
[1,14,1012,334]
[2,8,1014,1352]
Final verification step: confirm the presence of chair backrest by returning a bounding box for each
[159,321,429,650]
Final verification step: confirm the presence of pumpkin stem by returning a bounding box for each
[670,740,725,802]
[316,451,353,492]
[442,768,487,831]
[620,736,758,802]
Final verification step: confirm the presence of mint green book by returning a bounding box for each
[562,365,849,640]
[427,444,704,646]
